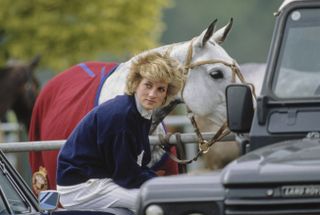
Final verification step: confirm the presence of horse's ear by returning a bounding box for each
[29,55,41,70]
[194,19,217,48]
[201,19,217,47]
[212,18,233,44]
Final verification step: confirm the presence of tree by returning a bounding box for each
[0,0,171,72]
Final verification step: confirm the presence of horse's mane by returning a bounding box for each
[130,42,186,62]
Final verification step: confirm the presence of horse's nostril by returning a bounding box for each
[210,70,224,79]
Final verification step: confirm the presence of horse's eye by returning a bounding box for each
[209,70,224,79]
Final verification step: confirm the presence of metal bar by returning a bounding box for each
[163,116,190,126]
[0,132,235,153]
[1,115,190,132]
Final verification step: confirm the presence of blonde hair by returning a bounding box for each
[125,52,185,106]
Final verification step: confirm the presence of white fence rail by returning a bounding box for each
[0,132,235,153]
[0,116,234,153]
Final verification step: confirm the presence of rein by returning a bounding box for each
[161,39,255,165]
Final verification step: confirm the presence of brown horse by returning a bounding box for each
[0,56,41,131]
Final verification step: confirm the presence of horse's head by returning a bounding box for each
[3,56,41,130]
[181,19,238,128]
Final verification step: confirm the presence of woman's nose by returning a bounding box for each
[148,88,157,97]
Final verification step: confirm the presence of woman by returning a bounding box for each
[56,52,185,213]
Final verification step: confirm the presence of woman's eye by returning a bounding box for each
[145,83,152,88]
[159,88,166,93]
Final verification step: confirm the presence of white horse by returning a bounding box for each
[29,19,239,193]
[240,62,266,96]
[197,62,266,171]
[98,19,239,167]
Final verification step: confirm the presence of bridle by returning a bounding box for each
[161,39,256,165]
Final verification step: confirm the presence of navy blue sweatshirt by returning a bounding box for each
[57,95,157,189]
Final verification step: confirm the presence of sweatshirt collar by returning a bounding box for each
[134,94,152,120]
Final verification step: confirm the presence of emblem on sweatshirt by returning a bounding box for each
[32,166,48,195]
[137,150,144,166]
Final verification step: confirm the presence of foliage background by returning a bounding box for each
[0,0,281,76]
[0,0,171,72]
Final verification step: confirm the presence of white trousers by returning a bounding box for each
[57,178,138,214]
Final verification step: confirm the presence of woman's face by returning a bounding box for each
[135,78,168,110]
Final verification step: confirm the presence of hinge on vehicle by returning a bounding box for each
[306,131,320,139]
